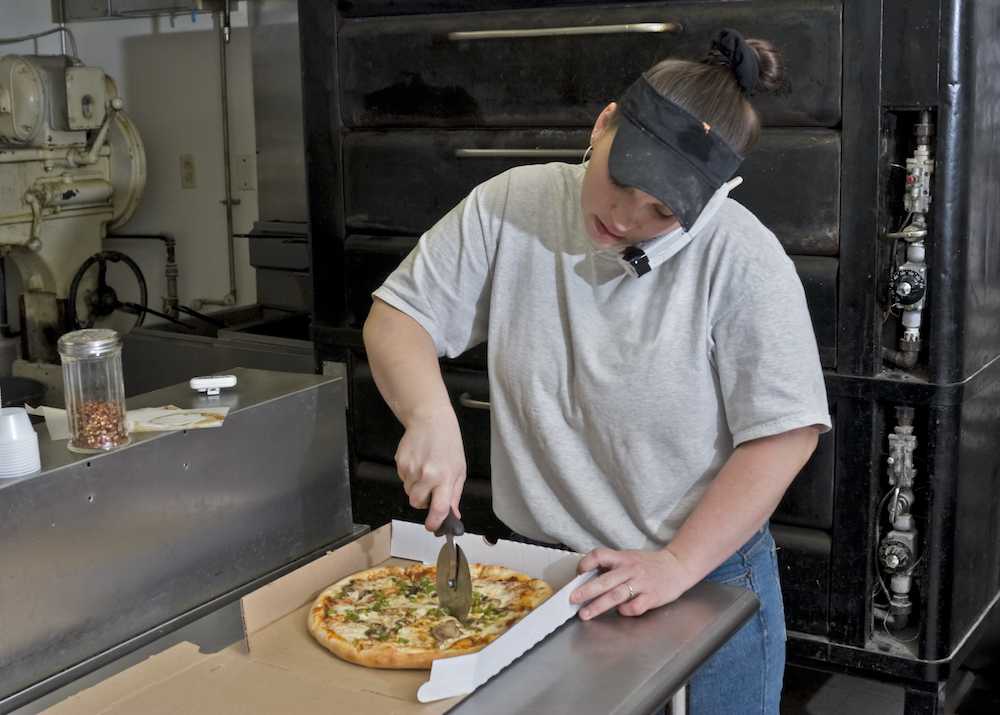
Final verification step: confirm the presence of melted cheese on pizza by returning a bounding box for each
[317,565,546,654]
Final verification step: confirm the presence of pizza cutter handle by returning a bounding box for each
[434,507,466,538]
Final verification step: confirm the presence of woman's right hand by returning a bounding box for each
[394,402,467,533]
[363,298,467,533]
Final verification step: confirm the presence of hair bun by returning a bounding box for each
[705,32,786,97]
[745,38,785,94]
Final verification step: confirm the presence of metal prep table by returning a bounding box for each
[0,368,358,713]
[10,579,757,715]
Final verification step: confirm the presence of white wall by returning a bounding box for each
[0,2,259,332]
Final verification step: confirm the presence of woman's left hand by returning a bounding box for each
[569,547,695,620]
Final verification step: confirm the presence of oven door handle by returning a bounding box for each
[458,392,491,410]
[448,22,682,41]
[454,148,586,159]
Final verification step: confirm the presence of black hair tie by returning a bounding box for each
[709,29,758,97]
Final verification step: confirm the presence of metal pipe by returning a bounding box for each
[881,344,919,369]
[196,6,238,310]
[220,5,237,302]
[58,1,67,56]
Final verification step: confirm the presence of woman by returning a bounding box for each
[363,29,831,714]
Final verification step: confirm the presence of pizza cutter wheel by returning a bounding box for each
[435,508,473,623]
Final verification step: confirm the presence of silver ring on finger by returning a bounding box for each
[626,582,636,601]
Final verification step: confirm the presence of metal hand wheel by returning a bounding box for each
[68,250,148,330]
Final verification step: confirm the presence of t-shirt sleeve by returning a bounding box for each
[372,173,509,358]
[712,258,832,446]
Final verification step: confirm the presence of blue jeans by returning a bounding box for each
[688,524,786,715]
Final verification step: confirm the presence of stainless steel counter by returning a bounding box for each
[12,578,757,715]
[449,580,759,715]
[0,369,356,713]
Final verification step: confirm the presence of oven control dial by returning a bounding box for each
[890,268,926,306]
[879,540,914,573]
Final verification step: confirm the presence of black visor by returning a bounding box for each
[607,75,744,231]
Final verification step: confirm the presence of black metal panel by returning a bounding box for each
[792,256,838,370]
[299,0,345,329]
[836,0,884,377]
[916,359,1000,663]
[881,0,942,107]
[351,360,492,480]
[731,129,841,256]
[956,0,1000,380]
[344,235,419,326]
[344,128,841,254]
[920,401,962,662]
[773,414,836,529]
[343,129,588,234]
[339,1,842,129]
[827,395,884,648]
[925,0,971,385]
[772,524,831,635]
[950,367,1000,653]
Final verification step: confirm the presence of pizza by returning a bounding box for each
[308,563,553,669]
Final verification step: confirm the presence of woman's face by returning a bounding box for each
[580,103,681,252]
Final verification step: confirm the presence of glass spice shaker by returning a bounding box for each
[58,328,131,453]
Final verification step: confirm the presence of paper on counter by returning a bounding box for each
[25,404,229,440]
[126,405,229,431]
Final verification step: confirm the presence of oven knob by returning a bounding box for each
[879,540,913,573]
[890,268,926,305]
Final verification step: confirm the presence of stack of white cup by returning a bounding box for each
[0,406,41,478]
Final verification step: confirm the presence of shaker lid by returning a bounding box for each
[57,328,122,358]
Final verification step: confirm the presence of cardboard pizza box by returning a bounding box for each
[241,520,593,705]
[37,521,593,715]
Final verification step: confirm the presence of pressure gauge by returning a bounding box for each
[890,268,926,306]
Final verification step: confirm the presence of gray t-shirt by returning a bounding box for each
[374,162,831,553]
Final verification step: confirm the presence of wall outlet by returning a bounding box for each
[179,154,197,189]
[237,154,256,190]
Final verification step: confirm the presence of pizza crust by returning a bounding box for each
[307,563,552,669]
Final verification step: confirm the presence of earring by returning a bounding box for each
[582,145,593,164]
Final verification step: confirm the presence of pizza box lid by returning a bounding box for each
[238,519,597,707]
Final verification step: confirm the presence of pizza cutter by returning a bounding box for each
[435,508,473,622]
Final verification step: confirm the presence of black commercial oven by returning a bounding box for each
[291,2,1000,713]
